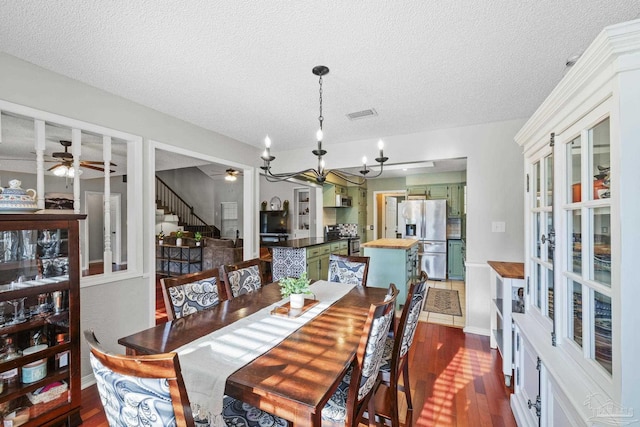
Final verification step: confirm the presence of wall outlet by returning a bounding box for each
[492,221,506,233]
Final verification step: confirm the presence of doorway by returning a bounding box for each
[373,191,406,240]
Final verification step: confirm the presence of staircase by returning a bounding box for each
[155,176,220,237]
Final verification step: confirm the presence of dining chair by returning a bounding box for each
[161,268,225,321]
[373,272,428,427]
[327,254,370,287]
[86,330,289,427]
[321,283,398,427]
[221,258,265,299]
[84,329,196,427]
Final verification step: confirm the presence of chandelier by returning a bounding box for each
[260,65,388,185]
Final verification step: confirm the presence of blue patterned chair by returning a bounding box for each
[221,258,265,299]
[373,273,428,427]
[321,284,398,427]
[328,254,370,287]
[85,330,196,427]
[85,330,289,427]
[161,269,225,321]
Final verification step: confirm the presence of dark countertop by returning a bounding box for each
[267,237,349,249]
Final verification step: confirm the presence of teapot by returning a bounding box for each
[0,180,38,212]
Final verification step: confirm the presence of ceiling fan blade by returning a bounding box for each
[80,160,117,166]
[47,164,63,171]
[80,163,115,173]
[0,157,35,161]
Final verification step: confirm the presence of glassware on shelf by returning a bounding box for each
[7,297,28,324]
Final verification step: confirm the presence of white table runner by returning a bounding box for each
[176,280,355,426]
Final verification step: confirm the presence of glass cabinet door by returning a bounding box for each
[529,150,554,320]
[562,116,612,375]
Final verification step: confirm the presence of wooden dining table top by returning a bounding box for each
[118,281,389,426]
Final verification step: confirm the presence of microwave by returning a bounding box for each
[335,195,352,207]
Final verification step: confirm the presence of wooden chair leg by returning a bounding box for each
[402,362,413,412]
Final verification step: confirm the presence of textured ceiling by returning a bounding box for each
[0,1,639,156]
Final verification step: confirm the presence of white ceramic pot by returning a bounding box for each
[176,238,183,246]
[290,293,305,309]
[0,179,38,212]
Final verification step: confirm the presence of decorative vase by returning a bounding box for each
[158,239,164,245]
[290,293,305,309]
[176,238,183,247]
[196,241,201,246]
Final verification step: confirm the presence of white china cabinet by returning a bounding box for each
[513,19,640,426]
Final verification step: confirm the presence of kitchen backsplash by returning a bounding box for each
[338,223,358,236]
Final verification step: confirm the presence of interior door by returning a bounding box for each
[384,196,397,238]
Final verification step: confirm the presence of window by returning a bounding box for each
[0,100,141,282]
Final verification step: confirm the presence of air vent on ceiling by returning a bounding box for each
[346,109,378,121]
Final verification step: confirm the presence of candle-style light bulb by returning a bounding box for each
[316,129,323,142]
[377,139,384,159]
[262,149,268,158]
[264,135,271,148]
[362,156,367,166]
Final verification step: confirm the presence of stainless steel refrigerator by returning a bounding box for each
[398,199,447,280]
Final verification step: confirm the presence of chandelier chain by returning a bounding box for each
[318,75,324,129]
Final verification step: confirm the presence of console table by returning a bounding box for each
[156,244,203,276]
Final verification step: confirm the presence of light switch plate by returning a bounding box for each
[492,221,506,233]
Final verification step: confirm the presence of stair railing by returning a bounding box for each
[155,176,218,237]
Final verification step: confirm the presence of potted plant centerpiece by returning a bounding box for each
[279,272,312,309]
[157,231,165,245]
[194,231,203,246]
[175,230,184,246]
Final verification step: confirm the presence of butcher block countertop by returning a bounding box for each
[487,261,525,279]
[361,238,419,249]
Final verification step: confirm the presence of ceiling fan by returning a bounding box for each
[47,140,116,176]
[223,168,240,182]
[206,167,241,181]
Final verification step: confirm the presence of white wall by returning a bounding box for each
[278,119,526,335]
[0,52,261,379]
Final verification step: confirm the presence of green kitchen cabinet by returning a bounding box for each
[447,239,464,280]
[322,183,347,207]
[427,184,448,199]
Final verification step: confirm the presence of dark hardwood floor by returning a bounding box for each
[80,277,516,426]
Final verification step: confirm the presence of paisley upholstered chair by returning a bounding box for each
[161,268,225,321]
[221,258,265,299]
[373,272,428,427]
[321,284,398,427]
[327,254,370,287]
[85,330,196,427]
[85,330,289,427]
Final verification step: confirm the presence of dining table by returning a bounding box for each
[118,280,389,427]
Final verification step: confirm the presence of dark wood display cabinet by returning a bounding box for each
[0,213,85,426]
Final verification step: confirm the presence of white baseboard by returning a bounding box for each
[82,373,96,389]
[463,326,490,336]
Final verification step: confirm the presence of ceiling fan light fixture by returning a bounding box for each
[225,168,238,181]
[53,165,82,178]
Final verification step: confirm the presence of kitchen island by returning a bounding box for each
[362,238,419,305]
[269,238,348,281]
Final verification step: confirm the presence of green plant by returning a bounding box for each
[157,231,165,239]
[278,272,312,298]
[175,230,184,238]
[194,231,202,242]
